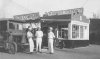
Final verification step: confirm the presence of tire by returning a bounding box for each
[59,41,64,49]
[8,43,16,54]
[13,42,17,53]
[54,39,59,48]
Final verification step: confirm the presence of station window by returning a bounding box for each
[0,21,7,31]
[17,24,23,30]
[61,28,68,38]
[72,25,79,38]
[72,24,87,39]
[57,25,68,38]
[80,26,84,38]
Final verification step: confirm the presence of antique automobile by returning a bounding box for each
[0,18,40,54]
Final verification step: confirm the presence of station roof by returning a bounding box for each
[42,14,89,23]
[41,14,71,22]
[0,18,41,23]
[42,14,71,19]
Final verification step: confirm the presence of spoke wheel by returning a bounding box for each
[8,43,15,54]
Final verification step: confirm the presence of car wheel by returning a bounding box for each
[8,43,16,54]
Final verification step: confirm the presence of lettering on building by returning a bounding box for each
[14,12,40,20]
[43,8,83,17]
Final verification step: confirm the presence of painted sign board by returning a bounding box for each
[13,12,40,20]
[43,8,83,17]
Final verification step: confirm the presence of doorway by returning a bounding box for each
[41,27,48,47]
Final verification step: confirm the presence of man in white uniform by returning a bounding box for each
[48,27,55,54]
[35,27,43,53]
[27,26,34,53]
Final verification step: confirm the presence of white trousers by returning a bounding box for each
[36,38,42,52]
[28,38,34,52]
[48,38,54,53]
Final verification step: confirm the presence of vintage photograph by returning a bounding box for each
[0,0,100,59]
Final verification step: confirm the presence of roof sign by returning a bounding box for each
[23,23,41,28]
[43,8,83,17]
[13,12,40,20]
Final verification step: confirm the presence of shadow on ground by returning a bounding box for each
[0,48,8,53]
[55,46,100,55]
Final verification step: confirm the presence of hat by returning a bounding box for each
[28,26,32,30]
[49,27,53,30]
[37,27,41,30]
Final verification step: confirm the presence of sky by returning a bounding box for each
[0,0,100,18]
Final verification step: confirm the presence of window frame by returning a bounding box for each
[72,24,87,39]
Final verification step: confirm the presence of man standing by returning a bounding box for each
[35,27,43,53]
[48,27,55,54]
[27,26,34,53]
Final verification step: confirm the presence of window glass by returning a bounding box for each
[80,26,83,38]
[18,24,23,30]
[57,25,68,38]
[72,25,79,38]
[62,29,68,38]
[16,24,19,29]
[0,21,7,31]
[58,31,62,38]
[72,24,87,39]
[9,23,15,29]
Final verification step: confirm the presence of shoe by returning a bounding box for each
[49,52,54,54]
[26,52,33,54]
[35,51,38,53]
[32,52,35,54]
[39,51,42,53]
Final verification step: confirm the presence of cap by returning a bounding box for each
[49,27,53,30]
[37,27,41,30]
[28,26,32,30]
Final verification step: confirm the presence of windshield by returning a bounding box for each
[0,21,7,31]
[9,22,15,29]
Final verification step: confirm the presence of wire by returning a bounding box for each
[81,0,89,8]
[12,1,33,13]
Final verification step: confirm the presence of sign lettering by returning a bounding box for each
[14,12,40,20]
[44,8,83,16]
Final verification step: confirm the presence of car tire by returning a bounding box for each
[8,43,16,54]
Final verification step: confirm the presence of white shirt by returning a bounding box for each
[27,31,33,38]
[35,31,43,38]
[48,31,55,39]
